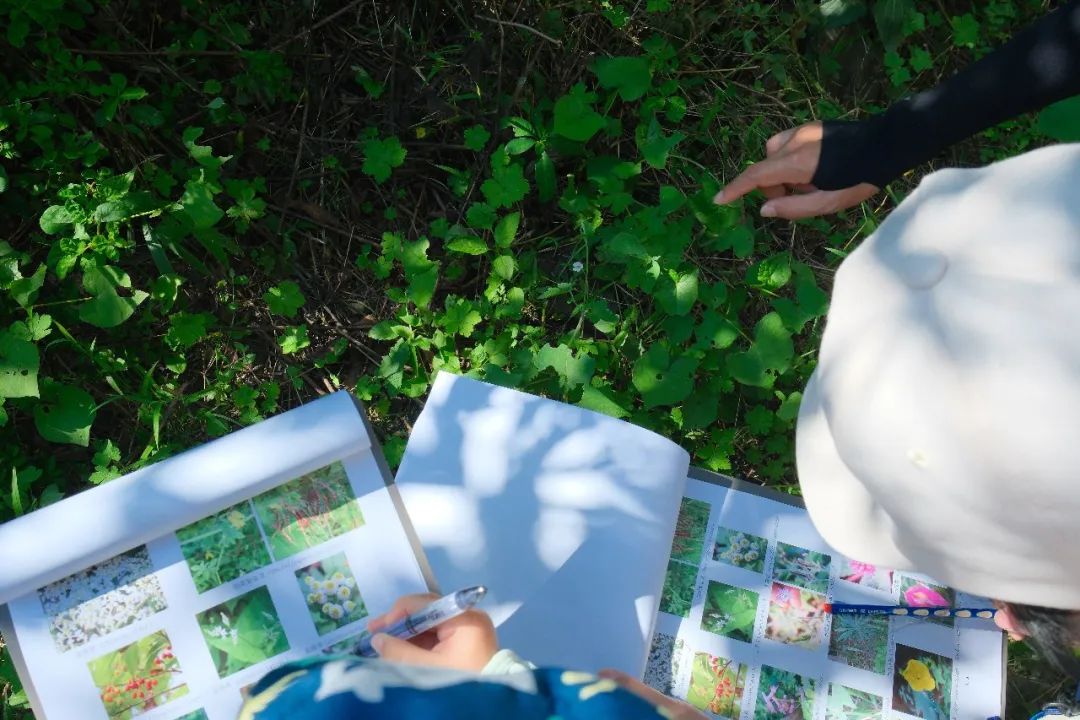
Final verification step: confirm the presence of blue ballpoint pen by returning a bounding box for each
[353,585,488,657]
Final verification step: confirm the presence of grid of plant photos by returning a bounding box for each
[649,485,1004,720]
[16,460,382,720]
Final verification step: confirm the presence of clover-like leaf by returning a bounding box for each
[278,325,311,354]
[265,280,306,318]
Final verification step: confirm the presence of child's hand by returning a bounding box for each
[366,593,499,672]
[598,669,710,720]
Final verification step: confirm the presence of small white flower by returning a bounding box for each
[571,261,584,273]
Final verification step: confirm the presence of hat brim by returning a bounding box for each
[796,369,915,572]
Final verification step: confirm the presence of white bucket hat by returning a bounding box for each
[796,143,1080,610]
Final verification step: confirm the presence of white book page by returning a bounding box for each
[394,372,692,675]
[2,435,429,720]
[644,476,1005,720]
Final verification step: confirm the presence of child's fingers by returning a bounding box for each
[597,669,709,720]
[367,593,439,633]
[371,633,452,669]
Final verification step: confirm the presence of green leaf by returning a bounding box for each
[494,212,520,249]
[751,253,792,290]
[873,0,917,50]
[909,46,933,73]
[93,191,162,223]
[93,439,122,467]
[0,333,39,398]
[464,125,491,151]
[10,264,45,308]
[182,127,232,171]
[637,116,685,170]
[727,312,794,388]
[466,202,497,230]
[777,391,803,422]
[264,280,307,318]
[166,312,213,350]
[34,382,96,447]
[440,298,483,337]
[181,179,224,229]
[951,13,979,48]
[553,85,606,142]
[26,314,52,341]
[0,165,7,193]
[696,312,739,350]
[536,151,556,202]
[361,136,407,183]
[78,265,148,328]
[578,383,630,418]
[593,56,652,101]
[1037,96,1080,142]
[657,271,698,315]
[534,343,595,389]
[492,255,516,281]
[505,137,536,155]
[746,405,775,435]
[278,325,311,354]
[446,236,489,255]
[632,344,698,408]
[481,163,529,208]
[39,206,74,234]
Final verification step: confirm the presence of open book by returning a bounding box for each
[0,372,1004,720]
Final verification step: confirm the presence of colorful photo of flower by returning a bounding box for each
[196,586,290,678]
[39,546,167,653]
[713,527,768,573]
[686,652,747,718]
[828,613,889,674]
[701,580,759,643]
[839,558,893,593]
[898,576,956,627]
[295,553,368,635]
[177,501,272,594]
[892,644,953,720]
[252,462,365,560]
[765,582,826,649]
[772,542,831,594]
[826,684,884,720]
[669,497,711,564]
[87,630,187,719]
[643,633,684,696]
[659,559,697,618]
[754,665,814,720]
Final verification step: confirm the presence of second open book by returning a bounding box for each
[0,372,1003,720]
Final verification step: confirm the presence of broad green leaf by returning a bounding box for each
[464,125,491,151]
[536,150,556,202]
[578,383,630,418]
[727,312,794,387]
[278,325,311,354]
[78,265,148,328]
[682,391,719,429]
[10,264,45,307]
[534,343,595,389]
[657,271,698,315]
[777,391,803,422]
[1037,96,1080,142]
[440,298,482,337]
[481,163,529,208]
[264,280,306,318]
[40,206,74,234]
[504,137,536,155]
[93,191,162,223]
[466,202,497,230]
[166,312,213,350]
[632,344,698,408]
[696,312,739,350]
[0,334,39,398]
[361,136,407,183]
[637,117,684,170]
[34,382,96,447]
[494,212,520,249]
[553,85,606,142]
[181,179,224,229]
[446,236,489,255]
[873,0,917,50]
[492,255,516,281]
[593,56,652,101]
[182,126,232,170]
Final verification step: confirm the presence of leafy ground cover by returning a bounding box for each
[0,0,1072,716]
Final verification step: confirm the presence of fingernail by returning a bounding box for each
[371,634,387,654]
[761,205,777,218]
[713,188,726,203]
